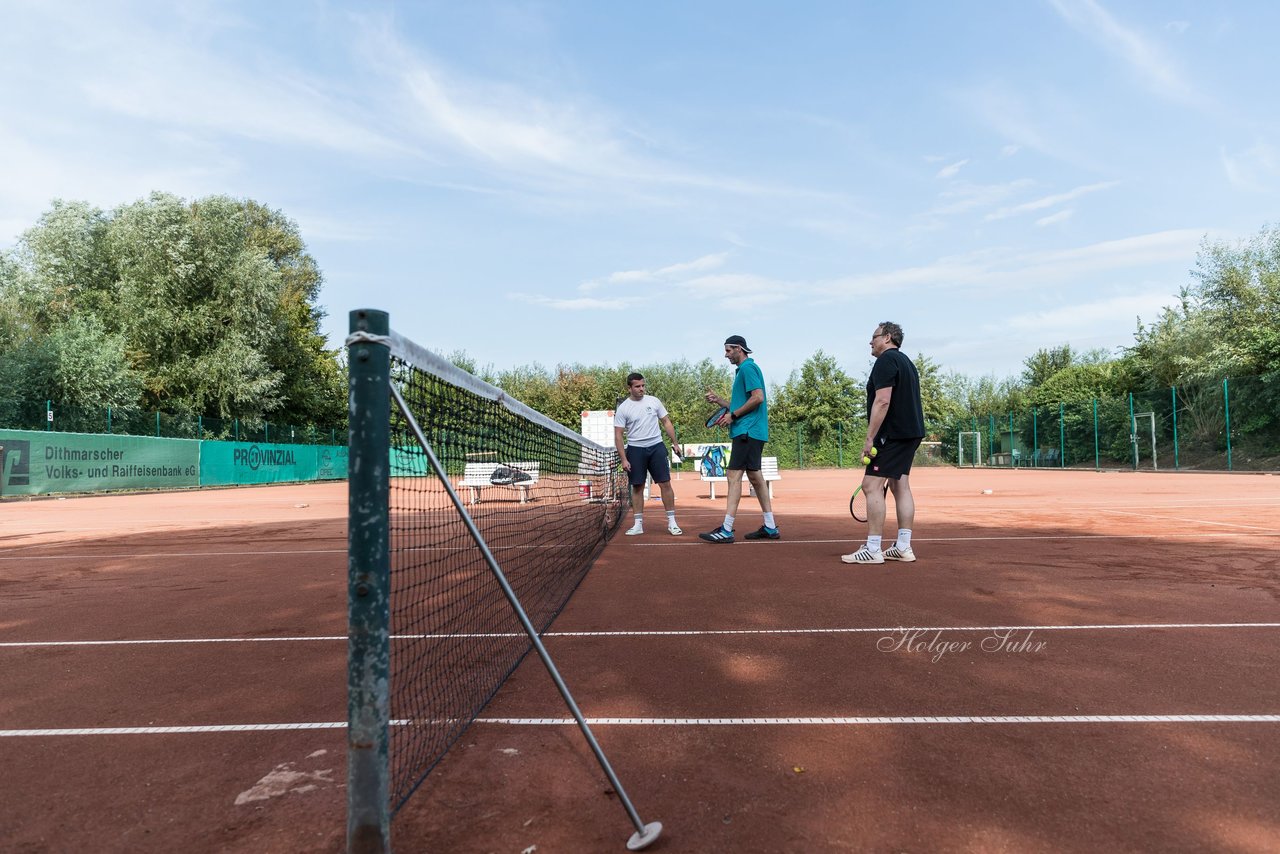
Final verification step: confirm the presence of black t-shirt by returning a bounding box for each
[866,348,925,439]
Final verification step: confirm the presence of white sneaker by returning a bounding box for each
[841,546,884,564]
[884,544,916,562]
[625,524,644,536]
[668,525,683,536]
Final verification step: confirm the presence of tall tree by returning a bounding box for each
[771,349,861,431]
[242,201,346,427]
[1021,344,1077,388]
[1189,225,1280,378]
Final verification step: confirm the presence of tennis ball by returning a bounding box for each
[861,446,878,465]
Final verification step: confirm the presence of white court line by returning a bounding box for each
[4,622,1278,647]
[4,715,1278,737]
[633,531,1280,546]
[477,715,1280,726]
[0,543,591,561]
[1097,508,1277,531]
[0,549,345,561]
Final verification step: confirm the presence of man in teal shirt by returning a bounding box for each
[699,335,780,543]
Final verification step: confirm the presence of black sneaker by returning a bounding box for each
[744,526,780,540]
[698,526,735,544]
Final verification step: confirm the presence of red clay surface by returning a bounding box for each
[2,468,1279,853]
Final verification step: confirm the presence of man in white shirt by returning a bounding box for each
[613,373,683,536]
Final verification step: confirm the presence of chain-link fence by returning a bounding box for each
[939,376,1279,472]
[0,399,344,445]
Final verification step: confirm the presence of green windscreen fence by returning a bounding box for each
[0,429,349,496]
[0,429,199,495]
[199,442,350,486]
[937,375,1280,472]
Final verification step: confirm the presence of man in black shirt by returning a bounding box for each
[842,321,925,565]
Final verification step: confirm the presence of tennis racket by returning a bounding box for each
[849,481,890,523]
[705,406,729,428]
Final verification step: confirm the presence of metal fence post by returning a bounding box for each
[1032,407,1038,466]
[1093,398,1099,470]
[1059,402,1065,467]
[1224,378,1232,471]
[1007,412,1014,467]
[1128,393,1137,470]
[1171,386,1179,470]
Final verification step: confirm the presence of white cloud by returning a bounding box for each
[1000,144,1021,157]
[1048,0,1200,104]
[936,159,970,179]
[930,179,1035,216]
[814,229,1206,298]
[680,273,790,309]
[580,252,730,292]
[509,293,640,311]
[985,180,1118,221]
[1220,142,1280,192]
[1036,209,1074,227]
[1003,289,1181,336]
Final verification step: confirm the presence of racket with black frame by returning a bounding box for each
[849,481,890,522]
[704,406,729,429]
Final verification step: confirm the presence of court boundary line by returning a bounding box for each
[631,530,1280,546]
[4,714,1279,737]
[4,622,1279,647]
[5,529,1280,560]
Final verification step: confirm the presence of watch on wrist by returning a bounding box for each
[730,411,738,422]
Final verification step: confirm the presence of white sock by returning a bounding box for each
[632,514,643,528]
[896,529,912,549]
[723,514,735,532]
[867,535,882,553]
[763,512,776,528]
[666,511,677,526]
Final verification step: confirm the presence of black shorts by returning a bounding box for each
[867,437,922,479]
[728,435,765,471]
[626,442,670,487]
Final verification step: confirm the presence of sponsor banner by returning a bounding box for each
[0,430,200,496]
[199,441,347,486]
[316,445,349,480]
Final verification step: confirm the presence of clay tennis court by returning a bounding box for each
[2,467,1278,853]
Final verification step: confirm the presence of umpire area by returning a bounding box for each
[2,467,1279,852]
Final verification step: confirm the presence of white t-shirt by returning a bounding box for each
[614,395,668,448]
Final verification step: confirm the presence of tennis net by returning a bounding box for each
[346,311,628,849]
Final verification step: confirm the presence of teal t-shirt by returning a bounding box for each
[729,358,768,441]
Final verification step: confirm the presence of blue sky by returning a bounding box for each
[3,1,1278,382]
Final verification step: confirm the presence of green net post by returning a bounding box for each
[1128,393,1136,470]
[1171,386,1179,469]
[1059,403,1065,467]
[837,422,843,467]
[1031,407,1038,466]
[347,309,392,854]
[1093,398,1100,470]
[235,419,239,441]
[265,422,270,443]
[46,400,52,431]
[1007,412,1014,467]
[1224,378,1232,471]
[155,411,161,438]
[107,406,112,435]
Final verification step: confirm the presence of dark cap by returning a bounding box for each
[724,335,752,353]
